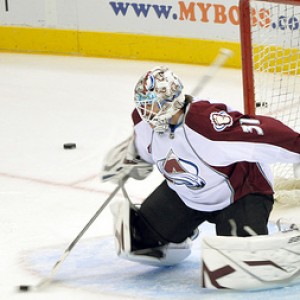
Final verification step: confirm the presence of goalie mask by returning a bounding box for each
[134,66,185,133]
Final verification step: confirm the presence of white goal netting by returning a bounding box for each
[242,0,300,204]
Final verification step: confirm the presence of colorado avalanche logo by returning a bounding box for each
[210,111,233,132]
[157,150,206,190]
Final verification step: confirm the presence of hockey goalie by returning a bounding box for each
[102,66,300,289]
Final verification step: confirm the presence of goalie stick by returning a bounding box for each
[17,177,128,293]
[191,48,233,96]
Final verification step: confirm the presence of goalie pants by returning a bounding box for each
[133,180,274,249]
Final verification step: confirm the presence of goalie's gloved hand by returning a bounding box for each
[124,157,153,181]
[101,134,153,184]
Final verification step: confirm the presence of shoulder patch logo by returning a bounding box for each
[210,111,233,132]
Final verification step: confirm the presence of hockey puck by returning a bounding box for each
[18,285,31,292]
[63,143,76,150]
[255,101,268,108]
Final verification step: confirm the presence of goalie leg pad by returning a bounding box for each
[201,227,300,290]
[110,199,133,255]
[110,199,193,266]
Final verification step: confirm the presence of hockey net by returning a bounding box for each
[240,0,300,204]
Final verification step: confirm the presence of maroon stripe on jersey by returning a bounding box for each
[132,109,142,126]
[185,101,300,154]
[212,162,273,201]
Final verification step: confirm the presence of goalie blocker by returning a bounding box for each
[101,134,153,184]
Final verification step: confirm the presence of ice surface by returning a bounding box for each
[0,53,300,300]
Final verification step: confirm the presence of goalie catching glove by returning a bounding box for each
[101,134,153,184]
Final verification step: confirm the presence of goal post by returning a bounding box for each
[239,0,300,204]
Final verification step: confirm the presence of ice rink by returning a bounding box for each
[1,52,300,300]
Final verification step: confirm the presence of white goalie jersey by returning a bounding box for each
[132,99,300,212]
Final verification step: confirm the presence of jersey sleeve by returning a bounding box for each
[185,100,300,165]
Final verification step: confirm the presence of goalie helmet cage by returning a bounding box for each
[239,0,300,204]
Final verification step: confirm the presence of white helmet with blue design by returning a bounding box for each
[134,66,185,133]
